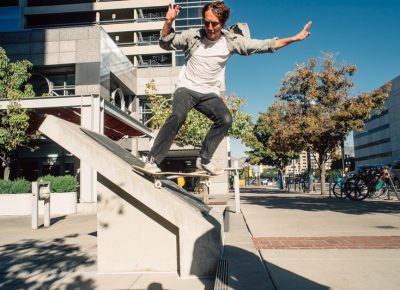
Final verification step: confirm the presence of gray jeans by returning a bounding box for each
[149,87,232,164]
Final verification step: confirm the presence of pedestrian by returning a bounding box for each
[145,1,312,175]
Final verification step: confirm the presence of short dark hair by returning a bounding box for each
[202,1,230,26]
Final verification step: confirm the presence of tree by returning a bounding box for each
[247,103,303,189]
[0,47,36,180]
[273,53,391,194]
[145,79,254,148]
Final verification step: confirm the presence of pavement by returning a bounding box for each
[1,187,400,290]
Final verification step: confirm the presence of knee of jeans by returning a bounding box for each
[173,111,188,124]
[221,113,232,128]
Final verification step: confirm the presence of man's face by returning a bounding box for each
[203,9,222,41]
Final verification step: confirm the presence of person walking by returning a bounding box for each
[145,1,312,175]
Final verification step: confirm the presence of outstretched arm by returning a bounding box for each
[161,4,182,37]
[274,21,312,50]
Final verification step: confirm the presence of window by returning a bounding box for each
[27,0,95,6]
[354,124,390,139]
[0,0,18,7]
[26,12,96,27]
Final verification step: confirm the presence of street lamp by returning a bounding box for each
[341,140,345,176]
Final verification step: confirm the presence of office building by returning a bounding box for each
[354,75,400,166]
[0,0,229,195]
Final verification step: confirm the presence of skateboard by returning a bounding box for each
[131,164,212,189]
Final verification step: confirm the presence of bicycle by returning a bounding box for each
[344,165,393,201]
[331,173,352,199]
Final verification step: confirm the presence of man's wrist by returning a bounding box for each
[165,18,174,25]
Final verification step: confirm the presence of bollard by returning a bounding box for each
[32,182,38,230]
[233,161,240,213]
[32,181,51,229]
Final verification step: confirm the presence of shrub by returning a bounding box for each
[37,175,78,193]
[0,178,31,194]
[10,178,31,194]
[0,180,12,194]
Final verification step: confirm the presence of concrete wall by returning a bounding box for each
[39,115,222,278]
[0,26,137,99]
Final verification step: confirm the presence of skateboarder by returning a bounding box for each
[145,1,312,175]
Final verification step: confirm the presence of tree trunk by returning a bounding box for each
[320,159,327,195]
[278,166,287,190]
[1,154,11,180]
[3,165,10,180]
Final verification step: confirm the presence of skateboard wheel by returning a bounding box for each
[155,181,162,189]
[205,180,211,187]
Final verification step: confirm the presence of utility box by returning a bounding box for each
[32,181,51,229]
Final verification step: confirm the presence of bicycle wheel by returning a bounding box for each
[345,176,369,201]
[393,178,400,190]
[332,182,346,199]
[370,180,389,199]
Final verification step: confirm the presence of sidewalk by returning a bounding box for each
[1,188,399,290]
[239,187,400,290]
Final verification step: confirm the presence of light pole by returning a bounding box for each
[341,140,345,176]
[307,146,312,193]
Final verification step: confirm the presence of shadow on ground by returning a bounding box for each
[0,236,95,290]
[224,245,329,290]
[240,187,400,215]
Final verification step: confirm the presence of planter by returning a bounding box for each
[0,192,77,216]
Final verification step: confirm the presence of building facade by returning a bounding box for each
[0,25,153,202]
[0,0,230,195]
[354,75,400,166]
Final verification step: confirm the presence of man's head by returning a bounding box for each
[202,1,230,41]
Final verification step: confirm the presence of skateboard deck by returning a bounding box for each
[131,164,211,189]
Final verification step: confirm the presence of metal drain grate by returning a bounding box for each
[214,258,229,290]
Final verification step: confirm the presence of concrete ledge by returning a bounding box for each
[77,202,97,215]
[39,115,223,278]
[0,192,77,216]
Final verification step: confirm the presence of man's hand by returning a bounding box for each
[274,21,312,50]
[162,4,182,37]
[165,4,182,23]
[293,21,312,42]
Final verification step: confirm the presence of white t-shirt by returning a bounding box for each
[176,35,231,95]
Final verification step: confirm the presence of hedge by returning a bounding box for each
[37,175,79,193]
[0,175,79,194]
[0,178,31,194]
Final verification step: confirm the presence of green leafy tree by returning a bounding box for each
[0,47,36,180]
[272,53,391,194]
[145,79,254,148]
[247,103,303,189]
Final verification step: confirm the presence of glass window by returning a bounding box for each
[188,19,202,25]
[0,7,21,32]
[27,0,95,6]
[26,11,96,27]
[188,8,201,18]
[0,0,18,6]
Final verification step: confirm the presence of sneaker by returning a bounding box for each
[143,157,161,174]
[196,158,224,176]
[196,157,204,171]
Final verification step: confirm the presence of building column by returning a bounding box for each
[80,95,104,203]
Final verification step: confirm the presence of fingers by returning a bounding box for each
[304,21,312,32]
[167,4,181,20]
[302,21,312,38]
[169,4,181,11]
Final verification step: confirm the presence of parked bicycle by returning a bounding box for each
[344,165,398,201]
[330,165,400,201]
[331,173,352,199]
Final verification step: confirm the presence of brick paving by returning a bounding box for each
[253,236,400,250]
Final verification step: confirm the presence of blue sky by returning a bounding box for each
[223,0,400,157]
